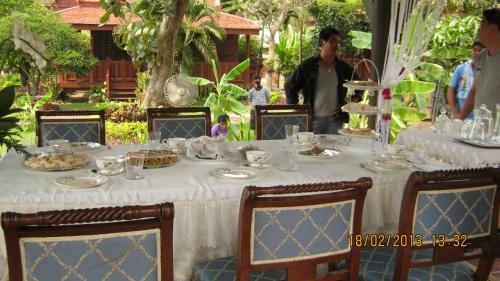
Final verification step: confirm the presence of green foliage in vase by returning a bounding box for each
[0,86,23,152]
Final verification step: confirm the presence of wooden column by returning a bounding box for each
[105,57,110,99]
[368,0,391,129]
[245,34,251,59]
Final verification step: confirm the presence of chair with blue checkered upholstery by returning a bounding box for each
[147,107,211,139]
[254,105,312,140]
[36,110,106,146]
[359,168,500,281]
[193,177,373,281]
[1,202,174,281]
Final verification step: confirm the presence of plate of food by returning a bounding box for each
[341,102,381,114]
[212,167,257,179]
[126,150,178,169]
[24,153,90,171]
[298,145,342,160]
[339,128,376,138]
[70,142,103,152]
[343,80,384,91]
[54,173,108,188]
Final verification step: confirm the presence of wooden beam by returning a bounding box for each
[245,34,251,59]
[368,0,391,129]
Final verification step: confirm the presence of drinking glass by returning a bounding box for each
[279,148,298,171]
[284,125,299,144]
[146,131,162,149]
[125,153,145,180]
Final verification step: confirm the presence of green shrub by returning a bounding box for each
[269,91,283,105]
[102,102,146,122]
[106,121,147,145]
[310,1,370,55]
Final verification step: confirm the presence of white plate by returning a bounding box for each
[339,128,376,139]
[341,108,382,115]
[96,167,124,176]
[212,167,257,179]
[54,173,108,188]
[367,159,411,171]
[71,142,102,152]
[343,81,384,91]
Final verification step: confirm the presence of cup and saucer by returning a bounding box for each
[245,150,272,169]
[95,156,124,176]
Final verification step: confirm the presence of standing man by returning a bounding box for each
[285,27,362,134]
[248,76,270,130]
[447,42,485,120]
[455,8,500,120]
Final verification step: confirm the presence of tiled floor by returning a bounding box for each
[467,258,500,280]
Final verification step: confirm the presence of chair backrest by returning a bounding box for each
[1,203,174,281]
[393,168,500,281]
[147,107,211,139]
[36,110,106,146]
[237,178,373,281]
[255,105,312,140]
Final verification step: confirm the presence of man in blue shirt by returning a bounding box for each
[447,41,485,119]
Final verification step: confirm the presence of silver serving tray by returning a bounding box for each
[455,138,500,149]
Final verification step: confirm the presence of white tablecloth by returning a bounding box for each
[0,139,452,281]
[395,128,500,168]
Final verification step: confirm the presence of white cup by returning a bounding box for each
[297,132,314,143]
[162,138,187,153]
[96,156,120,172]
[246,150,272,166]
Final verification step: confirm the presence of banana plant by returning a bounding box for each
[189,59,251,141]
[189,59,249,118]
[0,86,23,152]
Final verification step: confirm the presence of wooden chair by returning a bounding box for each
[147,107,211,139]
[359,168,500,281]
[2,203,174,281]
[193,177,373,281]
[35,110,106,146]
[254,105,312,140]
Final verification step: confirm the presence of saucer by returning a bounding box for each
[242,162,272,169]
[96,167,124,176]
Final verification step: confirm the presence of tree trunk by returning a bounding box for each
[143,0,189,107]
[298,22,303,62]
[259,31,265,74]
[265,30,276,90]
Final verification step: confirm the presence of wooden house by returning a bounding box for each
[52,0,261,100]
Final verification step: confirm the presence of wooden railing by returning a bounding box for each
[61,59,137,84]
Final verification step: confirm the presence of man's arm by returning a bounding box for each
[455,81,476,119]
[447,65,463,115]
[285,63,304,104]
[265,89,271,104]
[248,89,254,103]
[447,86,459,115]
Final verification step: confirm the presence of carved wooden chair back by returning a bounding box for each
[237,177,373,281]
[359,168,500,281]
[147,107,211,139]
[35,110,106,146]
[254,105,312,140]
[1,203,174,281]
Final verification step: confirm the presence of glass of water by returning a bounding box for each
[280,148,298,171]
[284,125,299,144]
[125,153,145,180]
[146,131,162,149]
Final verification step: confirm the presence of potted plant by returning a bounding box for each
[0,86,23,152]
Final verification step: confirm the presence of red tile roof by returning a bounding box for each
[57,1,260,34]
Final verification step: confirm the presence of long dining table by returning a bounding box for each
[0,138,454,281]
